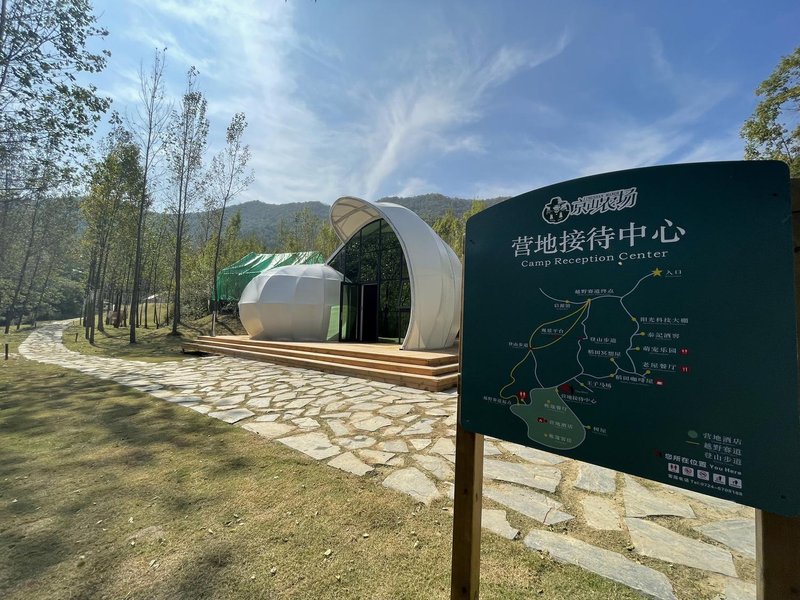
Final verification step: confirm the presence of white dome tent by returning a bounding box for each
[238,264,343,341]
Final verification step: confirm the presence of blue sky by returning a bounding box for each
[90,1,799,206]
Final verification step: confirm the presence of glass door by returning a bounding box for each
[339,282,360,342]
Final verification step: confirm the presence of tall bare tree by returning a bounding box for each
[207,112,253,335]
[129,49,169,343]
[167,67,208,335]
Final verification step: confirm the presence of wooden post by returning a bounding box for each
[451,252,485,600]
[756,178,800,599]
[756,510,800,598]
[450,423,484,600]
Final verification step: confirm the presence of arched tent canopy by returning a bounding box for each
[330,196,461,351]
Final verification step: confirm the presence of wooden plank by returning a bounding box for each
[451,253,483,600]
[186,339,456,376]
[756,510,800,598]
[755,177,800,600]
[199,335,459,365]
[450,423,484,600]
[181,342,459,391]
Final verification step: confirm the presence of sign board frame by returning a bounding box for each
[451,166,800,600]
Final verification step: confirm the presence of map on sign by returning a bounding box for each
[502,269,664,450]
[460,161,800,516]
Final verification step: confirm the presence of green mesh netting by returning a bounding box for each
[215,251,325,303]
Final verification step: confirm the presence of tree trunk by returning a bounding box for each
[4,196,41,333]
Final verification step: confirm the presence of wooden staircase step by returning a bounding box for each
[182,341,459,392]
[196,336,458,367]
[187,339,456,376]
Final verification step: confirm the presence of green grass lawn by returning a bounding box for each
[61,313,246,363]
[0,326,647,600]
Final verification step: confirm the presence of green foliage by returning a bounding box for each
[275,206,325,253]
[181,210,265,318]
[741,46,800,176]
[0,0,111,181]
[431,200,487,260]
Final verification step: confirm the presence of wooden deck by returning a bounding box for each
[182,336,459,392]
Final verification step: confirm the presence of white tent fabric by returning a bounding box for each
[238,264,343,341]
[330,196,461,351]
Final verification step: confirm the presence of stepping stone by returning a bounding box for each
[208,408,255,423]
[278,432,341,460]
[285,397,314,409]
[215,394,246,406]
[425,408,449,416]
[481,509,519,540]
[483,441,502,456]
[446,507,519,540]
[381,440,409,453]
[291,417,320,429]
[574,462,617,494]
[336,435,376,450]
[623,476,695,518]
[496,441,568,465]
[350,402,384,412]
[484,483,573,525]
[429,438,456,457]
[400,419,438,436]
[326,419,350,437]
[255,413,280,422]
[242,422,296,439]
[484,459,561,493]
[378,405,412,417]
[324,400,350,412]
[581,496,622,531]
[724,577,756,600]
[524,530,677,600]
[382,467,440,505]
[328,452,374,476]
[693,519,755,559]
[409,438,431,450]
[358,449,395,465]
[247,396,272,408]
[383,425,403,436]
[625,517,737,577]
[353,416,393,432]
[169,395,203,404]
[413,454,454,481]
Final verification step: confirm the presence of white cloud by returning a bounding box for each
[354,33,570,199]
[395,177,437,198]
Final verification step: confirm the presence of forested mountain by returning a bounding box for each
[185,194,509,249]
[378,193,507,223]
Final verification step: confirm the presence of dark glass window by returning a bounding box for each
[329,218,410,343]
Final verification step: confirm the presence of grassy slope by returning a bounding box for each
[61,314,246,363]
[0,326,645,600]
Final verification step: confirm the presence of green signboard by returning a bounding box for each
[460,161,800,515]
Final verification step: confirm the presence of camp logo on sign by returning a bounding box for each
[542,187,638,224]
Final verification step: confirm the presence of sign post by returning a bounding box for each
[452,162,800,599]
[755,177,800,600]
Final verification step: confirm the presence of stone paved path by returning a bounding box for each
[19,322,757,599]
